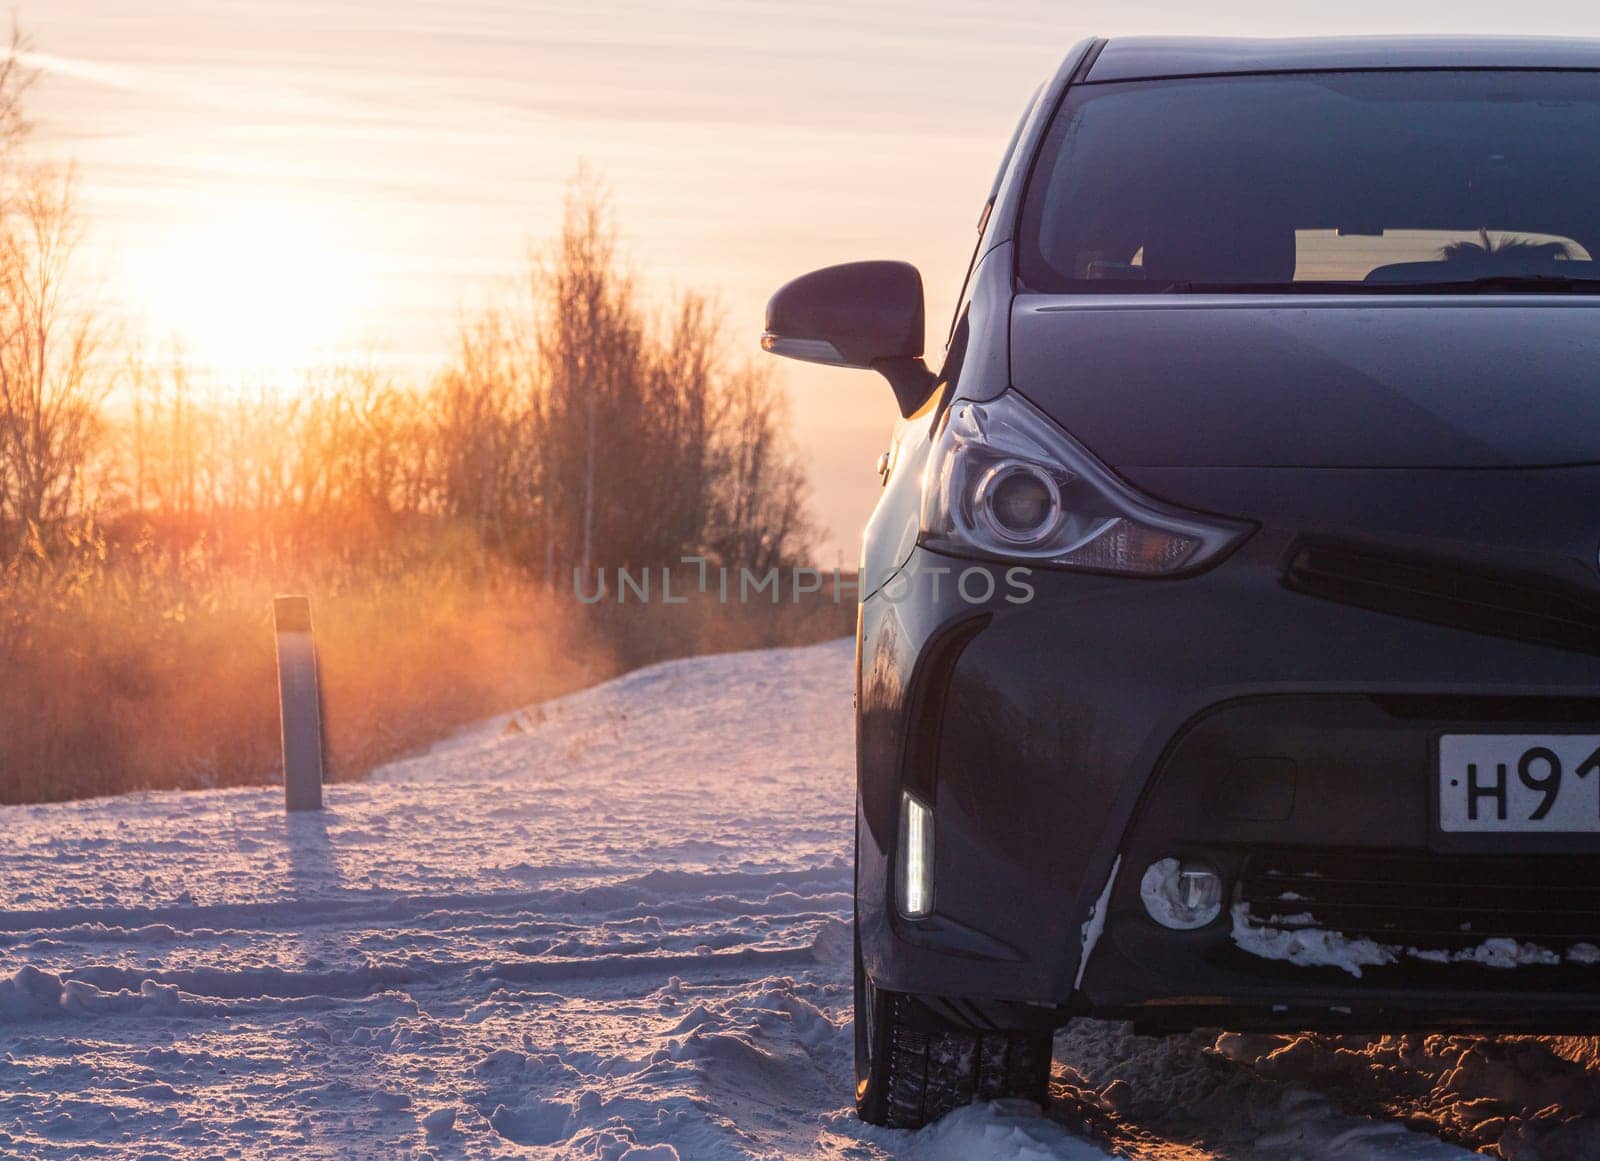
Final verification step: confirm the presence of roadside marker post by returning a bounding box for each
[273,595,325,813]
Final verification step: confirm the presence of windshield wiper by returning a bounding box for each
[1152,275,1600,295]
[1390,274,1600,294]
[1155,281,1369,294]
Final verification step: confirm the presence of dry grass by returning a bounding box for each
[0,534,853,805]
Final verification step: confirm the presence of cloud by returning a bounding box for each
[19,51,144,93]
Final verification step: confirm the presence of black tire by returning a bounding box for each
[854,919,1054,1129]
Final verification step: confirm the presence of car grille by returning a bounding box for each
[1238,848,1600,952]
[1283,544,1600,656]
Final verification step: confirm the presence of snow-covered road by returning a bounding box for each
[1,639,1595,1158]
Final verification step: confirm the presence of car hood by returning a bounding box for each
[1009,295,1600,469]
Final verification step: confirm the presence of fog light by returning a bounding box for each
[1140,858,1223,930]
[897,792,934,918]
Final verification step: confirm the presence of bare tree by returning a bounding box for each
[533,170,643,580]
[707,364,813,573]
[0,22,32,149]
[0,165,105,560]
[429,169,820,580]
[437,308,526,552]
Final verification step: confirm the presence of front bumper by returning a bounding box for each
[856,537,1600,1027]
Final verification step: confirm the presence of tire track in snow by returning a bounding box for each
[0,865,850,936]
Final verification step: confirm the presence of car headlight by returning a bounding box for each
[920,390,1251,575]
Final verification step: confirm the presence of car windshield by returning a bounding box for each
[1018,69,1600,293]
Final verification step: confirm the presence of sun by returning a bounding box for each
[123,196,371,378]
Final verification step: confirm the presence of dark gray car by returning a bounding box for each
[763,36,1600,1129]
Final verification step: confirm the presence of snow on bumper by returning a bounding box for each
[1230,903,1600,979]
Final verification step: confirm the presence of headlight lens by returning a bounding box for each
[975,461,1062,544]
[921,390,1250,575]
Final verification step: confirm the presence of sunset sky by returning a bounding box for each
[25,0,1600,562]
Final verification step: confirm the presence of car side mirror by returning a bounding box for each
[761,260,937,418]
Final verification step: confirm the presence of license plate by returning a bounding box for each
[1439,734,1600,832]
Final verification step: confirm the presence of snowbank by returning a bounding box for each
[0,637,1580,1158]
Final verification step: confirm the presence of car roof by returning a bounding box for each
[1085,35,1600,82]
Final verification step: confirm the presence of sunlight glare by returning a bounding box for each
[125,197,370,378]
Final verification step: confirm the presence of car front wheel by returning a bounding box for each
[853,919,1054,1128]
